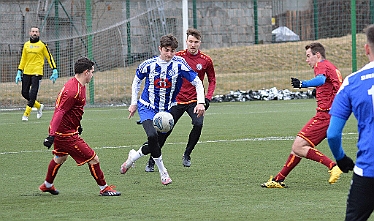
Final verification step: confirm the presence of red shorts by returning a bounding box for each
[52,134,96,166]
[297,111,330,147]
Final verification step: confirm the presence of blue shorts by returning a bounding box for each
[137,102,170,123]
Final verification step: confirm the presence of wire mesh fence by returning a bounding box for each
[0,0,372,108]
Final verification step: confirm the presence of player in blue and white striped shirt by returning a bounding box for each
[120,34,206,185]
[327,24,374,220]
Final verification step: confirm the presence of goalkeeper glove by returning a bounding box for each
[50,69,58,83]
[336,155,355,173]
[312,88,316,97]
[204,98,211,111]
[15,70,22,84]
[43,135,55,149]
[291,77,302,89]
[78,125,83,135]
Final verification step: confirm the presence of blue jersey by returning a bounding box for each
[130,55,204,112]
[330,61,374,177]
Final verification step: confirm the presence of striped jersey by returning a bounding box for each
[330,61,374,177]
[131,56,204,112]
[18,40,57,75]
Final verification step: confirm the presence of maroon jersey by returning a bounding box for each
[175,49,216,103]
[314,60,342,111]
[49,77,86,136]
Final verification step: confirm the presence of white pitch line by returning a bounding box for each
[0,134,357,156]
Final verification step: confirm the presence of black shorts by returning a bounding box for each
[345,173,374,221]
[170,102,204,126]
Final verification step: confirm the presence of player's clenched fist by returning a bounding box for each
[43,136,55,149]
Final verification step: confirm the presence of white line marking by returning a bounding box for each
[0,134,357,155]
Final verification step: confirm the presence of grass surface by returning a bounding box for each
[0,100,367,220]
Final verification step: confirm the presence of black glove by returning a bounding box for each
[78,125,83,135]
[43,136,55,149]
[291,77,302,89]
[312,88,316,97]
[204,98,210,111]
[336,155,355,173]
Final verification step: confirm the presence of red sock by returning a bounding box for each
[89,163,106,186]
[45,159,62,184]
[274,154,301,181]
[306,148,336,169]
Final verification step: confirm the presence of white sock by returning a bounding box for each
[99,185,107,191]
[131,148,144,161]
[153,155,167,174]
[44,181,53,188]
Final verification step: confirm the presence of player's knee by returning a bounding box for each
[21,91,29,100]
[88,155,100,165]
[148,130,158,142]
[192,119,204,127]
[192,124,203,131]
[54,155,68,164]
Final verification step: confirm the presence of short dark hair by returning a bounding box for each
[160,34,178,49]
[74,57,94,74]
[186,28,201,40]
[305,42,326,59]
[365,24,374,47]
[30,26,39,31]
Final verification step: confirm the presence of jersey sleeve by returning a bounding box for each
[130,75,142,105]
[189,76,205,104]
[329,77,352,120]
[42,43,57,69]
[18,43,27,71]
[178,60,205,104]
[205,58,216,100]
[327,115,347,160]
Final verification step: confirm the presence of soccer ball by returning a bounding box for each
[153,111,174,133]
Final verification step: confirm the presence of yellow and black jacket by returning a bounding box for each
[18,40,57,76]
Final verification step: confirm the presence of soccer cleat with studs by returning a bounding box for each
[328,165,343,184]
[37,104,44,119]
[100,185,121,196]
[22,115,28,122]
[261,176,288,188]
[39,183,59,195]
[120,149,136,174]
[182,155,191,167]
[160,171,172,185]
[145,158,155,172]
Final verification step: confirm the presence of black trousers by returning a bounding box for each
[21,74,42,107]
[170,103,204,156]
[345,173,374,221]
[144,103,205,161]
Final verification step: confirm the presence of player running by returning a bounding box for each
[120,34,206,185]
[144,28,216,171]
[261,42,343,188]
[40,57,121,196]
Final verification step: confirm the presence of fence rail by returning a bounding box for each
[0,0,371,108]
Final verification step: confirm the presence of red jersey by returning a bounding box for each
[175,49,216,103]
[49,77,86,136]
[314,60,342,111]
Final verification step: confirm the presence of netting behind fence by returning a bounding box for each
[0,0,372,108]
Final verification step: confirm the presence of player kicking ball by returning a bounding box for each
[120,34,206,185]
